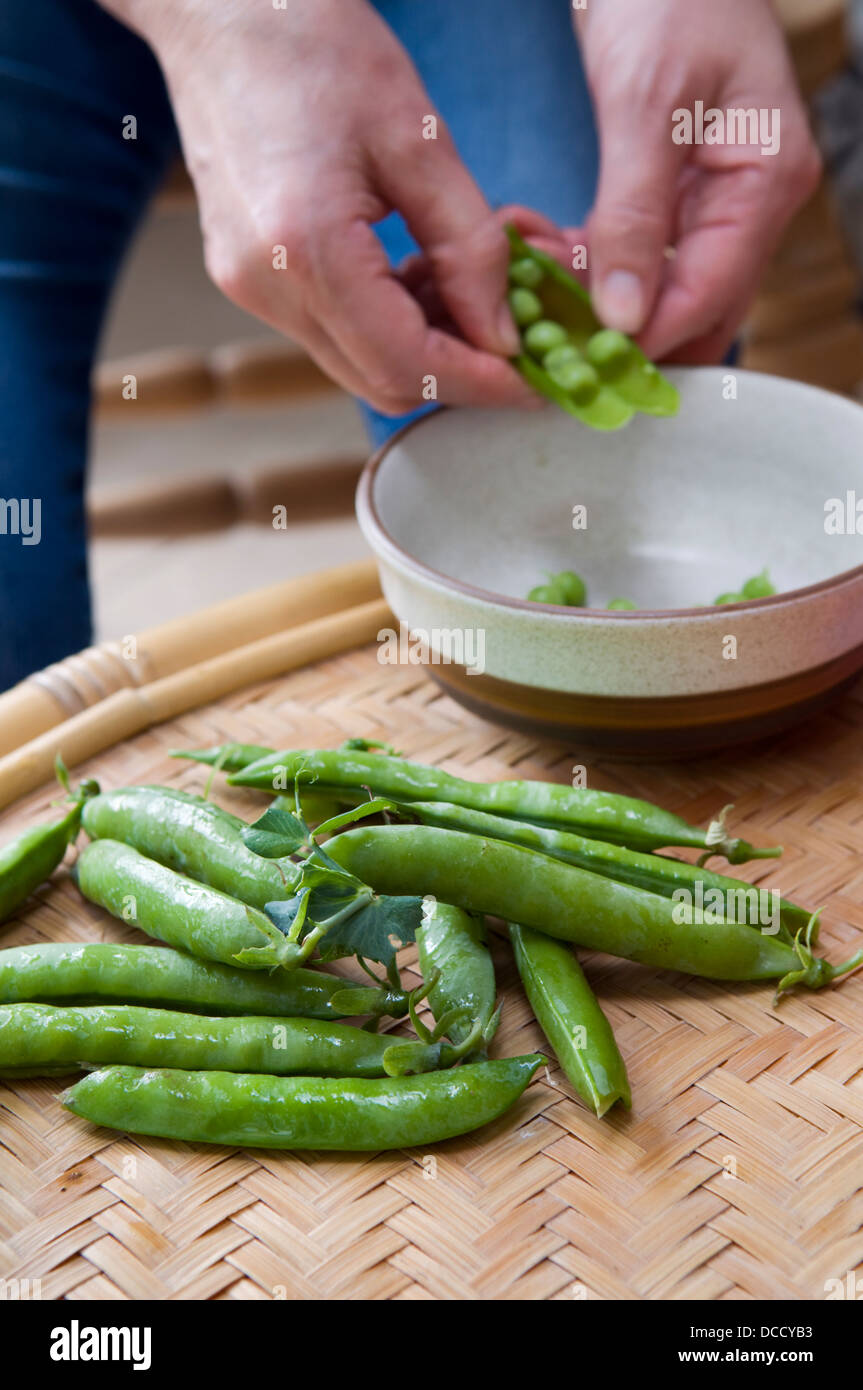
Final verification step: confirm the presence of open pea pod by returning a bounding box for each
[506,226,679,429]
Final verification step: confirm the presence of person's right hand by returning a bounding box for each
[106,0,540,415]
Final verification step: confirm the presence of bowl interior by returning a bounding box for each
[369,368,863,611]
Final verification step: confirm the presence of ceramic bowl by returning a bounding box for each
[356,368,863,756]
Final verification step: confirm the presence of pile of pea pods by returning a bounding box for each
[0,743,859,1149]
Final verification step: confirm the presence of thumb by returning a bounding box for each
[587,99,685,335]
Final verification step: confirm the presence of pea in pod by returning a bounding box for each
[227,747,779,861]
[506,226,679,430]
[0,774,99,923]
[75,839,298,970]
[82,786,299,911]
[326,825,862,995]
[394,800,804,943]
[62,1055,544,1150]
[0,1003,420,1079]
[0,942,407,1019]
[509,923,630,1117]
[384,898,500,1076]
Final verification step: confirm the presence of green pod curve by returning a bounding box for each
[326,825,854,988]
[398,800,803,943]
[62,1055,544,1150]
[227,747,778,861]
[417,897,496,1050]
[75,839,290,970]
[509,923,630,1117]
[0,942,406,1019]
[0,787,98,923]
[0,1003,418,1078]
[82,786,298,911]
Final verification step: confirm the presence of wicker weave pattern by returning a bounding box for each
[1,647,862,1300]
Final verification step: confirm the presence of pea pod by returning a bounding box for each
[506,226,679,429]
[395,800,803,943]
[75,839,297,970]
[170,743,274,773]
[0,942,406,1019]
[384,898,499,1076]
[62,1055,545,1150]
[82,786,299,911]
[326,825,862,994]
[228,747,779,861]
[0,778,99,923]
[0,1003,419,1078]
[509,923,630,1117]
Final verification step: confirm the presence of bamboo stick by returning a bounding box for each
[0,597,391,810]
[0,558,381,758]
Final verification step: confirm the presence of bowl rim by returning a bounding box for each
[357,371,863,620]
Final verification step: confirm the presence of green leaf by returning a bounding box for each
[241,805,309,858]
[316,891,423,968]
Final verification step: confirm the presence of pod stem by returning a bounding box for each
[774,912,863,1002]
[698,804,782,866]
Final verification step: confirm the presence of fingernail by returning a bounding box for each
[497,301,521,356]
[596,270,644,334]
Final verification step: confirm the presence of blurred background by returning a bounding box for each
[89,0,863,641]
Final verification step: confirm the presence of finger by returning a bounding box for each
[369,118,520,356]
[637,161,803,361]
[313,217,541,411]
[586,92,686,335]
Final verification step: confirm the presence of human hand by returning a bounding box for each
[574,0,821,362]
[109,0,538,413]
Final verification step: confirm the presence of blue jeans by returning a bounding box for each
[0,0,596,686]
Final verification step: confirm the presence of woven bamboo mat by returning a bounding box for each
[2,643,863,1301]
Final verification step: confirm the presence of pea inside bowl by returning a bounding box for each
[357,367,863,756]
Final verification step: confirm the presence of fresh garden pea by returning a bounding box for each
[506,226,679,428]
[0,942,408,1019]
[523,320,570,358]
[0,1003,423,1079]
[552,571,587,606]
[63,1055,545,1150]
[607,598,637,611]
[509,923,630,1116]
[528,583,568,605]
[741,569,776,599]
[82,786,299,911]
[508,287,543,327]
[508,256,544,289]
[542,344,581,372]
[585,328,633,371]
[547,359,600,401]
[326,825,858,994]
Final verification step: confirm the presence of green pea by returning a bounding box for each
[552,570,587,606]
[741,568,776,599]
[542,344,581,371]
[508,256,544,289]
[547,360,600,403]
[586,328,633,371]
[528,583,568,605]
[714,592,744,606]
[508,287,543,328]
[523,320,569,358]
[607,598,637,611]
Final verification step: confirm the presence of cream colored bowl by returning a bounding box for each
[357,368,863,755]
